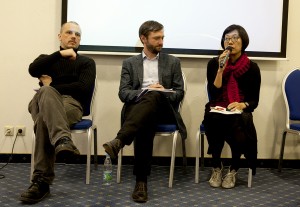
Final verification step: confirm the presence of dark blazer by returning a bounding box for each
[118,53,187,139]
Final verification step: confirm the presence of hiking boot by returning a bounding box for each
[103,139,124,160]
[222,169,237,189]
[132,181,148,203]
[209,167,223,188]
[55,137,80,158]
[20,180,50,204]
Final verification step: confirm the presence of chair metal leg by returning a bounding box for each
[30,132,35,182]
[181,137,187,169]
[195,127,206,184]
[32,125,97,184]
[278,131,287,172]
[248,168,252,187]
[195,129,200,183]
[86,128,92,184]
[169,131,178,188]
[116,130,181,187]
[200,132,205,171]
[117,148,122,183]
[93,128,98,170]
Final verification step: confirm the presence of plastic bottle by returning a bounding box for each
[103,153,112,185]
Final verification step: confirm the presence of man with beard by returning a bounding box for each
[103,20,186,203]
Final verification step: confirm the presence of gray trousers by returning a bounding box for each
[29,86,83,184]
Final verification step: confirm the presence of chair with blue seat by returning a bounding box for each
[278,68,300,172]
[195,80,208,183]
[195,80,253,187]
[195,123,206,183]
[30,78,98,184]
[117,72,187,188]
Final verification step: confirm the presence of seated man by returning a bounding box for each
[20,21,96,204]
[103,20,187,203]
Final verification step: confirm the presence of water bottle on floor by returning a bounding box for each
[103,153,112,185]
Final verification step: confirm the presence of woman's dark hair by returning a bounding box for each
[221,24,249,52]
[139,20,164,42]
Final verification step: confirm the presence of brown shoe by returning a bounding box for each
[55,137,80,158]
[102,139,123,160]
[132,181,148,203]
[20,180,50,204]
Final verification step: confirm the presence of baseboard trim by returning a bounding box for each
[0,154,299,169]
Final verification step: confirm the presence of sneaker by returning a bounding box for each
[209,167,223,188]
[132,181,148,203]
[55,137,80,158]
[20,180,50,203]
[103,139,124,160]
[222,169,237,189]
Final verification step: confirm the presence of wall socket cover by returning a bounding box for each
[4,126,14,136]
[16,126,26,136]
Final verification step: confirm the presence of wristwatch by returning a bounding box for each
[244,102,249,108]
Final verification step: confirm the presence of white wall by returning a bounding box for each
[0,0,299,160]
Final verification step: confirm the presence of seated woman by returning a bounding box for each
[203,24,261,189]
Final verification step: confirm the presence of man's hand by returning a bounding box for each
[60,48,77,60]
[148,83,165,90]
[39,75,52,86]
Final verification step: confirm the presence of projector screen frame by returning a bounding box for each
[61,0,289,59]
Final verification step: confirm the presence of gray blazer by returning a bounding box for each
[118,53,187,139]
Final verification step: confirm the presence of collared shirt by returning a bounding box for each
[142,51,159,88]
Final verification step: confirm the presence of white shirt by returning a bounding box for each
[142,52,159,88]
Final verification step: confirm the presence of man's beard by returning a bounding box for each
[146,44,162,54]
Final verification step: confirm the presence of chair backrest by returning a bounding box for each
[282,68,300,128]
[205,79,211,102]
[177,72,187,113]
[82,77,97,117]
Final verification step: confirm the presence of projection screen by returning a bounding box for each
[62,0,289,59]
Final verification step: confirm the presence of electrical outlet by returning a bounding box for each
[16,126,26,136]
[4,126,14,136]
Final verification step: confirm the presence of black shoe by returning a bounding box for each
[55,137,80,158]
[103,139,123,159]
[132,181,148,203]
[20,181,50,204]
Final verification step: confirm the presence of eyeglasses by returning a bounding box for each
[223,36,240,43]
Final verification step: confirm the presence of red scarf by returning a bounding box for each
[216,53,250,107]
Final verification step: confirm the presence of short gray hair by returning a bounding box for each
[60,21,80,33]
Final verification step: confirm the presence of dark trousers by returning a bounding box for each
[29,86,83,184]
[204,112,247,171]
[116,91,176,181]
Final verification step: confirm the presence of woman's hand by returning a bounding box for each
[218,49,230,72]
[227,102,246,111]
[214,50,231,88]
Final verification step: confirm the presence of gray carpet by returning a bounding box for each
[0,163,299,206]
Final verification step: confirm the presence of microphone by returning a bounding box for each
[220,46,233,68]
